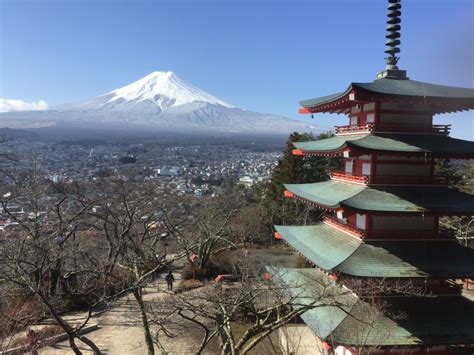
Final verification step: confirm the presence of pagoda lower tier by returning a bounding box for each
[275,223,474,279]
[268,267,474,348]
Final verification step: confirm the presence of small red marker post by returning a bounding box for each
[190,253,198,280]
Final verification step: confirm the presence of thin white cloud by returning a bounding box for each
[0,98,49,113]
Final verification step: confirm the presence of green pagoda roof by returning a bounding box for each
[268,267,474,346]
[275,224,474,278]
[284,180,474,214]
[293,133,474,158]
[300,78,474,114]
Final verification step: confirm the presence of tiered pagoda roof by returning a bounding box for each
[269,267,474,346]
[292,133,474,158]
[275,224,474,278]
[299,78,474,114]
[284,180,474,214]
[272,0,474,349]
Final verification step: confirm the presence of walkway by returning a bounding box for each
[41,274,209,354]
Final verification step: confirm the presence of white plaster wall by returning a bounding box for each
[377,155,425,161]
[380,102,432,111]
[376,164,431,176]
[363,102,376,111]
[279,325,325,355]
[373,216,435,230]
[335,346,354,355]
[379,113,432,126]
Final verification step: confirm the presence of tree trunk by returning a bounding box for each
[76,334,103,355]
[133,287,155,355]
[35,291,102,354]
[67,334,82,355]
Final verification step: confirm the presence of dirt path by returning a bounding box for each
[41,273,208,354]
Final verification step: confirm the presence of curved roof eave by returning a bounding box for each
[293,134,474,158]
[275,224,474,278]
[285,181,474,214]
[299,79,474,113]
[268,267,474,346]
[299,85,353,109]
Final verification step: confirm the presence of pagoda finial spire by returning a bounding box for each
[385,0,401,69]
[377,0,408,79]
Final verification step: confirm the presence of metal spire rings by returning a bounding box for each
[385,0,402,70]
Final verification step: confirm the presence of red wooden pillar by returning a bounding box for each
[370,154,377,184]
[365,214,373,237]
[374,101,381,130]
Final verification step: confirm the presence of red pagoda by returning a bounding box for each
[270,0,474,353]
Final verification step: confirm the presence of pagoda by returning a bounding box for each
[270,0,474,353]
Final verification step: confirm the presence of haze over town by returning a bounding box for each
[0,0,473,354]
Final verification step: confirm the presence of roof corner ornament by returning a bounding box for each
[377,0,408,80]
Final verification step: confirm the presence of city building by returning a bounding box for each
[271,0,474,353]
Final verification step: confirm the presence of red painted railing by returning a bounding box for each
[370,228,455,240]
[335,123,374,134]
[322,215,366,237]
[334,123,451,135]
[375,123,451,135]
[330,171,448,186]
[370,175,448,185]
[330,171,369,184]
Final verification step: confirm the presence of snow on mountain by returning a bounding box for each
[55,71,234,114]
[108,71,234,109]
[0,71,322,134]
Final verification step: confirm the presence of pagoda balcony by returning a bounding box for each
[369,175,448,186]
[335,123,374,135]
[370,228,455,240]
[329,171,369,185]
[330,170,448,186]
[375,123,451,135]
[334,123,451,136]
[322,215,366,238]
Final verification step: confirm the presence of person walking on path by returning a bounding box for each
[165,271,175,291]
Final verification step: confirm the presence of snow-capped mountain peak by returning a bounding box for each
[0,71,323,135]
[107,71,235,109]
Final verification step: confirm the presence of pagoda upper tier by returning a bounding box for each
[292,133,474,159]
[299,78,474,115]
[284,180,474,215]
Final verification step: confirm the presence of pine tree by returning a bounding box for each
[266,131,341,225]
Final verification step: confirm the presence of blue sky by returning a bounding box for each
[1,0,473,139]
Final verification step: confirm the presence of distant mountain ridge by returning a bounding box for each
[0,71,322,134]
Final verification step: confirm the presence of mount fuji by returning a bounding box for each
[0,71,319,134]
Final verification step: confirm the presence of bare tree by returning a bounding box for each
[189,191,244,271]
[84,179,198,355]
[167,253,427,355]
[167,258,354,355]
[0,162,106,354]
